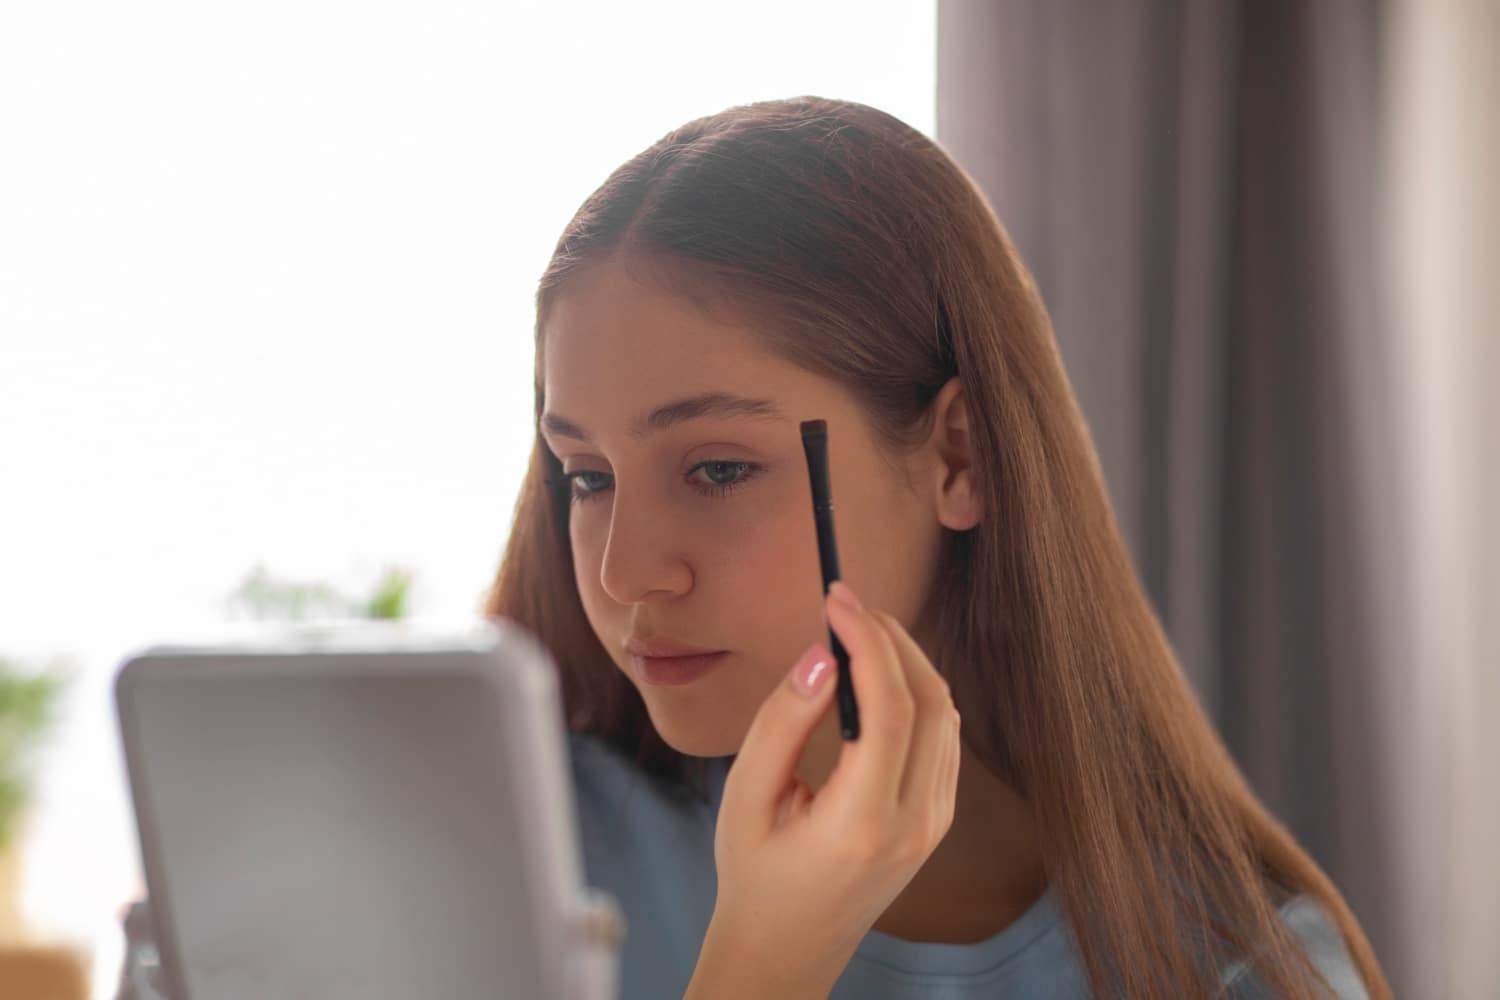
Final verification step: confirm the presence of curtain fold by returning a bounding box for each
[936,1,1418,993]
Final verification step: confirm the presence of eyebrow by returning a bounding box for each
[540,392,787,444]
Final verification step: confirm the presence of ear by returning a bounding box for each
[927,376,983,531]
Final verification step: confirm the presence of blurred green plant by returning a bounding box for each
[227,564,414,621]
[364,568,413,620]
[0,659,68,854]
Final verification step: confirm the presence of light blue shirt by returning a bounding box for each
[567,732,1369,1000]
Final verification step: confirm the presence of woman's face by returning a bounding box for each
[540,257,947,759]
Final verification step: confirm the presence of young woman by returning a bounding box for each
[487,96,1390,999]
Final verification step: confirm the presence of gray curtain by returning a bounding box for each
[937,1,1418,994]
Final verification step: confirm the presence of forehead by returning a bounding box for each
[541,258,814,421]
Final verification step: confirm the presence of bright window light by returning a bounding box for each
[0,2,936,994]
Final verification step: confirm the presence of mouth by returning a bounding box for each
[631,650,729,686]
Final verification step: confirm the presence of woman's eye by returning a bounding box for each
[690,460,761,496]
[562,470,612,502]
[560,461,764,505]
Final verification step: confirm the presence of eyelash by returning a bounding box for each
[554,461,764,506]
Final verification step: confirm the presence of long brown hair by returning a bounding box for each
[485,96,1390,999]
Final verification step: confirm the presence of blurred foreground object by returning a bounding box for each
[115,900,163,1000]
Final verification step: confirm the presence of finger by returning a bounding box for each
[934,710,961,840]
[823,585,915,819]
[774,778,814,828]
[724,643,839,840]
[876,608,954,712]
[869,610,955,808]
[951,715,962,801]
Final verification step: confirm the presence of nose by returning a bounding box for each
[597,485,693,605]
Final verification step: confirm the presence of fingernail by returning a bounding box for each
[830,580,864,612]
[792,645,835,698]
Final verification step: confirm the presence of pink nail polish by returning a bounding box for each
[793,646,834,697]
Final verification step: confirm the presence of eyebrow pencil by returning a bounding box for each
[800,419,861,741]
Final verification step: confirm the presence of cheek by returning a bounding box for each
[828,483,934,630]
[566,511,611,636]
[721,501,830,668]
[567,511,597,582]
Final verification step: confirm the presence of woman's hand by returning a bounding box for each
[687,580,962,998]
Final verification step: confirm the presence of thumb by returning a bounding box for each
[725,643,838,836]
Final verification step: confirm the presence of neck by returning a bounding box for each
[794,707,1048,945]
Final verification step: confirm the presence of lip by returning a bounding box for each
[631,650,730,686]
[624,635,725,658]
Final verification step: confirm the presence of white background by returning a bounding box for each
[0,2,936,992]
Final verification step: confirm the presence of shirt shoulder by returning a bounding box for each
[1221,895,1370,999]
